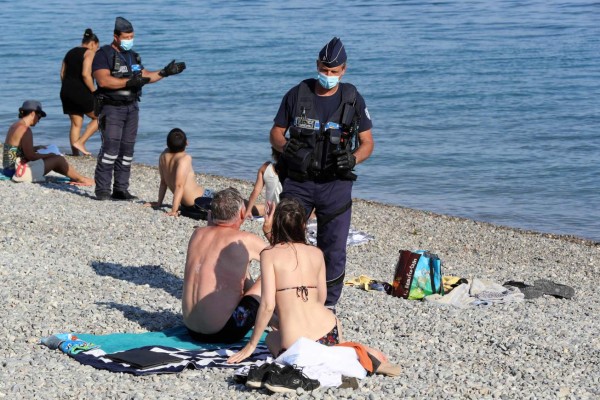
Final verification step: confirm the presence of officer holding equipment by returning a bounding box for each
[92,16,186,200]
[270,37,374,308]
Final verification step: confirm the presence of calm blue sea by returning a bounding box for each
[1,0,599,241]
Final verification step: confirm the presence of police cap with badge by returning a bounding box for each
[319,37,347,67]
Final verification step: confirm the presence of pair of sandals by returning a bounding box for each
[503,279,575,300]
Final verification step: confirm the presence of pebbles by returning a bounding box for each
[1,156,599,399]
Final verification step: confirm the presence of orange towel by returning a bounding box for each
[335,341,379,375]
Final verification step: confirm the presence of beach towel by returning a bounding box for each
[74,325,254,354]
[275,337,366,387]
[72,345,270,375]
[250,218,374,246]
[41,326,269,375]
[425,278,524,308]
[306,220,374,246]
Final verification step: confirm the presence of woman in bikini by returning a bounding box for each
[228,198,399,375]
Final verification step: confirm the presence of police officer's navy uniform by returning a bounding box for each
[91,17,186,199]
[274,38,373,307]
[92,44,143,196]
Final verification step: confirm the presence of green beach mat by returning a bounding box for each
[77,325,266,354]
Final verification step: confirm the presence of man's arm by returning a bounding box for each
[93,69,130,90]
[19,129,50,162]
[353,129,374,165]
[141,69,165,84]
[243,204,272,261]
[142,60,186,83]
[269,124,288,153]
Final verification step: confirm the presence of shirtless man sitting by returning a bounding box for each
[145,128,213,217]
[182,187,273,343]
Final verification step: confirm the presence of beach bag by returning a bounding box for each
[391,250,444,300]
[12,158,46,183]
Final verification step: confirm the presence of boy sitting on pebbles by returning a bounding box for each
[144,128,213,217]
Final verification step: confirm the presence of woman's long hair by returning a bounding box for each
[270,198,308,246]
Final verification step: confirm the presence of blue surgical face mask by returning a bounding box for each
[317,72,340,89]
[119,38,134,51]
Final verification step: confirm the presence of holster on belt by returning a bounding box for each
[93,93,104,117]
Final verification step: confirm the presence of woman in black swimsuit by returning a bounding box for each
[60,28,99,156]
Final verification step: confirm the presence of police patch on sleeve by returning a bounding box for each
[364,108,371,121]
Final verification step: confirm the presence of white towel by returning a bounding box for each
[276,337,366,387]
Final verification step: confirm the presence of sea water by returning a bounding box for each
[1,0,598,241]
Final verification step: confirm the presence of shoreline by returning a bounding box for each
[1,155,599,399]
[3,142,597,245]
[141,163,600,247]
[131,157,600,248]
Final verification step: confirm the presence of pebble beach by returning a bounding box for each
[1,155,599,400]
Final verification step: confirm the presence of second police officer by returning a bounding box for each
[270,37,375,309]
[92,16,186,200]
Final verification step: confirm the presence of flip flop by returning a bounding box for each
[503,281,544,300]
[533,279,575,299]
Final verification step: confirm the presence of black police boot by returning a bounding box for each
[95,191,112,201]
[111,190,138,201]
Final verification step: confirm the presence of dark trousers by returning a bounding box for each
[94,103,139,193]
[282,178,353,307]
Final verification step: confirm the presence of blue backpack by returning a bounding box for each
[392,250,444,300]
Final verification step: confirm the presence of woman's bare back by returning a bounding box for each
[262,243,339,349]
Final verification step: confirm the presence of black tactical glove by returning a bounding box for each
[283,137,306,158]
[334,149,356,171]
[125,75,150,89]
[159,60,186,77]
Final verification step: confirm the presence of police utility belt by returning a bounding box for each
[96,90,137,106]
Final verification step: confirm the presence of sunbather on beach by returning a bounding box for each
[227,198,400,375]
[2,100,94,186]
[144,128,213,217]
[182,187,272,343]
[244,148,283,219]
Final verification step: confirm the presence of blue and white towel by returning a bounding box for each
[72,345,270,376]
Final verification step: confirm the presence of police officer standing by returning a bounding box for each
[92,16,186,200]
[270,37,374,309]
